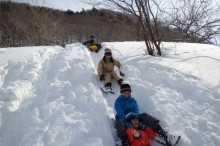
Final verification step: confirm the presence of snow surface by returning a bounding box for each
[0,42,220,146]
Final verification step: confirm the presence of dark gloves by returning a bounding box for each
[120,71,125,76]
[138,122,147,131]
[125,122,133,128]
[100,75,105,81]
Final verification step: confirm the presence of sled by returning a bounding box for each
[88,44,102,52]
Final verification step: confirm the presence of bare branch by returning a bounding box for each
[167,0,220,43]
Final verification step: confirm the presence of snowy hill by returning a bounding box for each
[0,42,220,146]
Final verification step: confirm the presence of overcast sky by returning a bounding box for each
[8,0,220,12]
[9,0,92,11]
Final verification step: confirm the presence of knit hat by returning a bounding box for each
[105,48,112,53]
[120,84,131,93]
[125,112,138,123]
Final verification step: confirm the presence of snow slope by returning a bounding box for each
[0,42,219,146]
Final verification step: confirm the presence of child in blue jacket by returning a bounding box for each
[114,84,171,146]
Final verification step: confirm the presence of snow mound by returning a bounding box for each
[0,42,220,146]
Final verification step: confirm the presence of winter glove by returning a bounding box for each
[133,129,141,139]
[138,122,147,131]
[120,71,125,76]
[125,122,133,128]
[100,75,105,81]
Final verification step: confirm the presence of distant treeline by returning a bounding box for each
[0,1,188,47]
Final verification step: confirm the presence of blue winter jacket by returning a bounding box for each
[114,95,139,120]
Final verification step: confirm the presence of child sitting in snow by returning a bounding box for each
[83,34,102,52]
[125,112,156,146]
[97,48,124,91]
[115,84,180,146]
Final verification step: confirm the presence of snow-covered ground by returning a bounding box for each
[0,42,219,146]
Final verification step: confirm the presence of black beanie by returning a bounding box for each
[120,84,131,93]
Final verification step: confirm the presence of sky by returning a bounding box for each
[9,0,220,12]
[0,41,220,146]
[9,0,92,11]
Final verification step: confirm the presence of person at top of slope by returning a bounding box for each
[83,34,102,52]
[125,112,156,146]
[115,84,179,146]
[97,48,125,91]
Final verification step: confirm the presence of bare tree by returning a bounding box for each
[167,0,220,44]
[93,0,164,56]
[0,1,163,48]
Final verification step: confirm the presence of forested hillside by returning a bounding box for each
[0,1,188,47]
